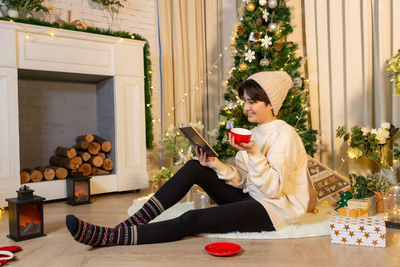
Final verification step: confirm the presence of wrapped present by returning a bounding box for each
[330,215,386,247]
[338,207,368,218]
[347,196,376,216]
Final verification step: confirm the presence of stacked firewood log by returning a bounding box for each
[20,134,113,184]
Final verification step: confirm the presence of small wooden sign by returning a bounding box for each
[307,156,350,203]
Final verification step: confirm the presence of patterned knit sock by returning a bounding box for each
[115,195,165,229]
[66,215,137,246]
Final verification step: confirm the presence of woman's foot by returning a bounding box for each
[66,215,137,247]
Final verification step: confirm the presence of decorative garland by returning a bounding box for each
[0,17,154,149]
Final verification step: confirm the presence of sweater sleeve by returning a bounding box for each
[246,130,298,199]
[208,151,248,188]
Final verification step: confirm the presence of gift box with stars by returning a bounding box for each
[330,215,386,247]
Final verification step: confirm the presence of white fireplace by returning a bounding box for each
[0,20,149,206]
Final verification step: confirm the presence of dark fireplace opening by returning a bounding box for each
[18,69,116,183]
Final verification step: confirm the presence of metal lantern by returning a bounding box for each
[5,185,46,242]
[66,172,92,206]
[385,186,400,229]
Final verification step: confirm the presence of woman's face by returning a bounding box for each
[243,91,274,124]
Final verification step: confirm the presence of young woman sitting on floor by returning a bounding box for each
[65,71,310,247]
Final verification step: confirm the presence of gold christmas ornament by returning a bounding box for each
[246,3,255,12]
[312,208,319,214]
[239,62,248,71]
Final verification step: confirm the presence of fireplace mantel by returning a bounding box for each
[0,20,149,206]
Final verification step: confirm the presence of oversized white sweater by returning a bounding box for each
[209,119,309,230]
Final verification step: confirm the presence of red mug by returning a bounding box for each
[230,128,252,144]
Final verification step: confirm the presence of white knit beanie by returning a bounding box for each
[247,71,293,115]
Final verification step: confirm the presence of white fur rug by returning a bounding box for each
[128,194,334,239]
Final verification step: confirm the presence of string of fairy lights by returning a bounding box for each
[4,16,366,179]
[7,11,397,181]
[150,46,230,129]
[7,16,312,154]
[15,22,310,140]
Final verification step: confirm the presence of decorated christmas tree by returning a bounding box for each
[213,0,317,159]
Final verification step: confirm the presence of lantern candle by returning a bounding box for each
[5,185,46,241]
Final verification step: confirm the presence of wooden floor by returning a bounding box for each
[1,188,400,267]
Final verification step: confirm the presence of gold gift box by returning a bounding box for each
[338,207,368,218]
[347,197,376,216]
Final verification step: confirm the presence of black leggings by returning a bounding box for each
[136,159,275,244]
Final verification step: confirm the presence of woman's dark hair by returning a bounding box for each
[238,79,271,107]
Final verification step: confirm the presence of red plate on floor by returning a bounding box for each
[204,242,241,256]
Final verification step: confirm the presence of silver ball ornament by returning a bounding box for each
[268,0,278,9]
[259,0,267,6]
[293,77,303,87]
[268,22,278,32]
[260,58,270,66]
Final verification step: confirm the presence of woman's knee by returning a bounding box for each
[179,159,217,187]
[185,159,202,168]
[181,160,203,177]
[179,210,203,236]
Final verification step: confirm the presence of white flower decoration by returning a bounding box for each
[259,0,267,6]
[375,128,390,144]
[371,127,390,144]
[244,49,256,62]
[381,122,391,130]
[263,9,269,22]
[361,127,370,136]
[261,36,272,48]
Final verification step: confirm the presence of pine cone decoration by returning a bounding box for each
[253,31,261,40]
[256,18,263,26]
[274,40,283,51]
[234,111,242,119]
[237,26,245,35]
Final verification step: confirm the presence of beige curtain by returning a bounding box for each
[303,0,400,173]
[158,0,206,131]
[158,0,227,137]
